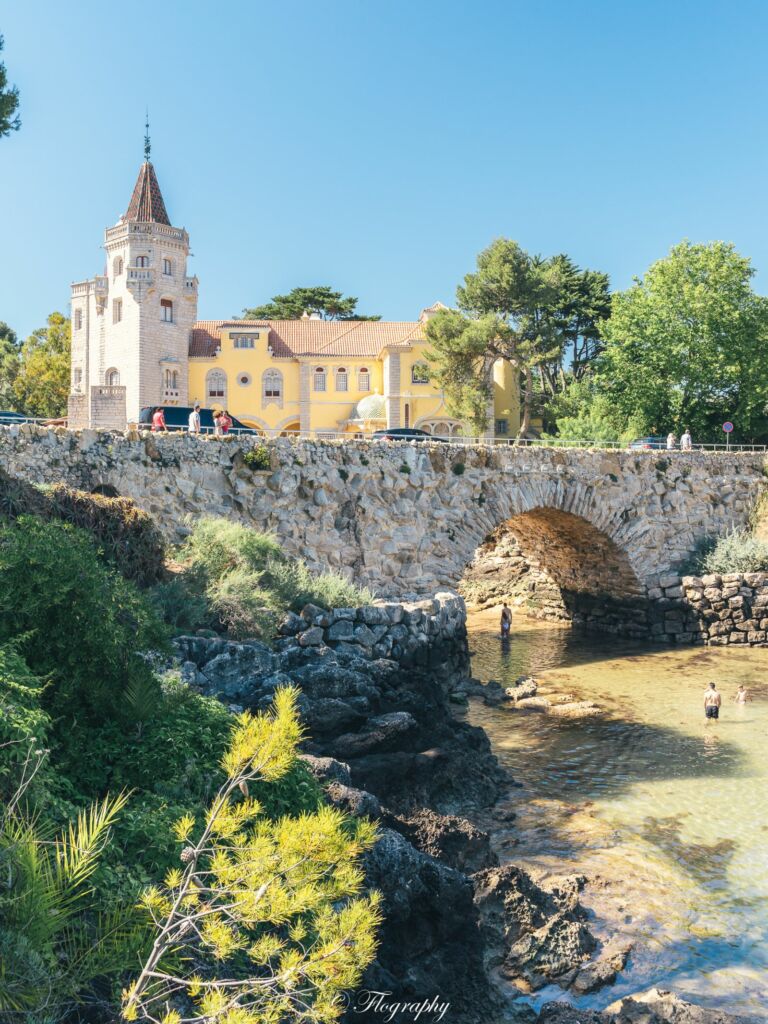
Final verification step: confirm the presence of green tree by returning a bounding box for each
[14,312,71,417]
[596,241,768,441]
[123,687,381,1024]
[0,323,20,409]
[424,239,609,436]
[0,35,20,138]
[242,285,381,321]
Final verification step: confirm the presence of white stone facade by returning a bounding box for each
[68,162,197,427]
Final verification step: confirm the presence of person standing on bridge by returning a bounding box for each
[188,403,201,435]
[681,428,692,451]
[666,431,677,450]
[151,407,167,432]
[704,681,722,722]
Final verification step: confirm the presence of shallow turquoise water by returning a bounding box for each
[466,608,768,1019]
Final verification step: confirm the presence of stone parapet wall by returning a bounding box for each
[277,591,467,665]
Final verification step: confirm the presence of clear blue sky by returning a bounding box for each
[2,0,768,340]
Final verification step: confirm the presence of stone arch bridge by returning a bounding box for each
[0,427,764,625]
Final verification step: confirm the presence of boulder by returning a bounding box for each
[473,865,595,990]
[505,676,538,701]
[387,807,498,874]
[325,782,381,818]
[299,754,352,787]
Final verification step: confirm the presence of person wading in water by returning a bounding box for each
[704,681,722,722]
[500,602,512,637]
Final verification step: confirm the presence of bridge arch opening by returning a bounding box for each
[91,483,120,498]
[460,507,648,634]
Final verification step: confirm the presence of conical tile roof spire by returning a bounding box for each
[124,159,171,224]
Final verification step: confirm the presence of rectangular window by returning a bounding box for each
[234,335,257,348]
[73,309,82,330]
[161,299,173,323]
[411,363,430,384]
[73,367,82,387]
[495,419,509,436]
[358,371,370,391]
[336,371,348,392]
[112,299,122,324]
[163,258,172,275]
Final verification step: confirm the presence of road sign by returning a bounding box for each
[723,422,734,433]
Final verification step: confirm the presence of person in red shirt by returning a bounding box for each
[220,410,233,434]
[151,407,167,432]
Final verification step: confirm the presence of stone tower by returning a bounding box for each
[69,138,197,428]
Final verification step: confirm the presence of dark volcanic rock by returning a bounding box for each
[387,808,498,874]
[325,782,382,819]
[473,866,596,990]
[298,754,351,787]
[352,827,503,1024]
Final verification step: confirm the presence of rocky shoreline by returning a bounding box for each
[171,600,751,1024]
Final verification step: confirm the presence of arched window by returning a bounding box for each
[164,369,179,391]
[105,368,120,386]
[404,403,410,428]
[161,298,173,322]
[313,366,326,392]
[113,257,123,277]
[162,257,173,276]
[135,255,149,268]
[335,366,348,392]
[207,369,227,402]
[262,369,283,406]
[358,367,370,391]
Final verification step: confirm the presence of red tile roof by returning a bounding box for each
[125,161,171,225]
[189,318,425,359]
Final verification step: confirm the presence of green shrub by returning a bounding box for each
[685,526,768,575]
[243,446,271,471]
[180,519,374,638]
[0,517,168,724]
[184,518,282,582]
[339,467,349,481]
[452,462,465,475]
[400,463,411,474]
[0,469,166,585]
[207,566,277,640]
[266,558,375,611]
[148,574,211,634]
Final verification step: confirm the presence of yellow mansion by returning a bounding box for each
[189,313,519,438]
[69,152,520,438]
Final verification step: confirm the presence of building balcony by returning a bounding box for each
[126,266,154,288]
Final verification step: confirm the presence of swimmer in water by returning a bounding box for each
[734,684,749,704]
[704,681,721,722]
[500,602,512,637]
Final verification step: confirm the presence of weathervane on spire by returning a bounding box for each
[144,109,151,161]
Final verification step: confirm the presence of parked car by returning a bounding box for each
[628,436,667,451]
[372,427,448,443]
[138,406,261,434]
[0,411,31,424]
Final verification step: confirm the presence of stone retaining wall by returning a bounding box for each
[648,571,768,646]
